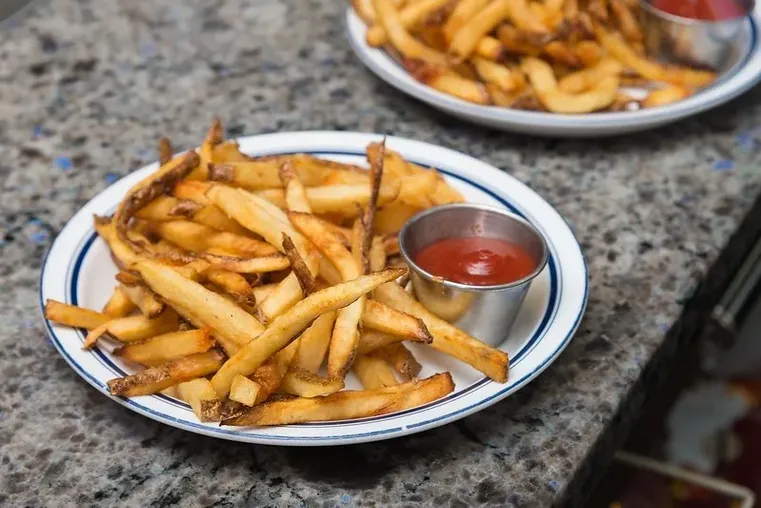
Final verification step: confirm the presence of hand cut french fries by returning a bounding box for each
[48,121,516,428]
[352,0,716,112]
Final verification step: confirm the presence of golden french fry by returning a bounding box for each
[133,260,264,354]
[379,371,455,414]
[357,329,424,355]
[363,299,433,342]
[229,375,261,406]
[205,268,255,307]
[369,236,386,273]
[210,268,405,397]
[108,348,226,397]
[120,284,165,318]
[595,26,715,88]
[521,57,618,113]
[472,56,520,92]
[372,0,447,65]
[405,59,490,104]
[224,373,452,426]
[177,378,221,422]
[149,220,278,257]
[82,310,180,349]
[290,310,337,373]
[102,287,137,318]
[444,0,491,41]
[558,57,623,93]
[610,0,642,42]
[475,36,506,61]
[280,368,345,397]
[588,0,609,20]
[45,300,110,330]
[574,40,603,68]
[381,343,422,379]
[188,118,223,180]
[449,0,511,61]
[249,339,301,403]
[251,283,278,305]
[113,328,215,367]
[375,281,508,382]
[282,233,318,295]
[158,137,173,166]
[367,0,452,46]
[543,41,581,68]
[280,161,312,213]
[374,202,422,234]
[353,354,400,389]
[643,86,692,108]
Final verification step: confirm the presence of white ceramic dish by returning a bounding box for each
[345,6,761,137]
[40,132,588,446]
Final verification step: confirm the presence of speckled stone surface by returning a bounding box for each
[3,0,761,506]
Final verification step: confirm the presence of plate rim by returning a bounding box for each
[39,131,589,446]
[344,7,761,132]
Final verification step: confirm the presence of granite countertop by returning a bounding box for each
[3,0,761,506]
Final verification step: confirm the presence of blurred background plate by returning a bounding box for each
[344,5,761,138]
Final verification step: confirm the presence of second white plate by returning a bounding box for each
[345,7,761,137]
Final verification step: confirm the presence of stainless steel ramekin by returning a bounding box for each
[399,204,548,347]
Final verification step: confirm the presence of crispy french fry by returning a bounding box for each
[158,137,173,166]
[177,378,221,422]
[113,329,215,367]
[353,354,400,389]
[449,0,511,60]
[521,57,618,113]
[280,368,345,397]
[210,268,405,397]
[472,56,520,92]
[375,281,508,382]
[229,375,261,406]
[574,40,603,68]
[45,300,110,329]
[102,287,137,318]
[133,260,264,354]
[374,202,422,234]
[108,348,226,397]
[406,59,490,104]
[610,0,642,42]
[444,0,491,41]
[282,233,318,295]
[373,0,447,65]
[642,86,692,108]
[252,283,278,304]
[367,0,452,46]
[223,374,451,426]
[357,330,421,355]
[379,371,455,414]
[205,268,255,306]
[362,299,433,342]
[369,236,386,273]
[290,310,337,373]
[249,339,300,403]
[188,118,224,180]
[558,57,623,93]
[280,161,312,213]
[149,220,278,257]
[381,343,422,379]
[82,310,180,349]
[255,182,401,215]
[120,284,165,318]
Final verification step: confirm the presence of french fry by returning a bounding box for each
[374,202,422,234]
[557,57,623,93]
[405,59,490,104]
[362,299,433,342]
[223,374,451,426]
[379,372,455,414]
[210,268,405,397]
[252,283,278,304]
[444,0,491,41]
[610,0,642,42]
[449,0,511,61]
[120,284,165,318]
[205,268,256,307]
[188,118,223,180]
[521,57,618,113]
[108,348,226,397]
[643,86,692,108]
[102,287,137,318]
[133,260,264,354]
[82,310,180,349]
[280,161,312,213]
[290,310,337,373]
[254,182,400,216]
[176,378,221,422]
[282,233,318,295]
[280,368,345,397]
[372,0,448,65]
[574,40,603,67]
[369,236,386,273]
[149,220,278,258]
[249,339,300,403]
[45,300,110,329]
[113,329,215,367]
[353,354,400,389]
[381,343,422,379]
[367,0,452,47]
[472,57,520,92]
[375,281,508,382]
[229,375,260,406]
[158,137,173,166]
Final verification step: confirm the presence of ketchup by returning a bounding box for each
[414,237,536,286]
[651,0,745,20]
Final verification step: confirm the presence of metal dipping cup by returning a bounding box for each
[399,204,549,347]
[640,0,754,71]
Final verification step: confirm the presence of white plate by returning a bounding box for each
[40,132,588,446]
[345,7,761,137]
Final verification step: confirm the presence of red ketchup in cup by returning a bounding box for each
[651,0,746,20]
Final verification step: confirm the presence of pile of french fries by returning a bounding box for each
[354,0,717,113]
[45,120,509,426]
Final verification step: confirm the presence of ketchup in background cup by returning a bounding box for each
[651,0,746,20]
